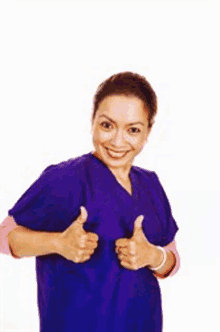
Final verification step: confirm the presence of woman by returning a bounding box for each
[0,71,180,332]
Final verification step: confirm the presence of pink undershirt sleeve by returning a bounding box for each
[0,216,21,258]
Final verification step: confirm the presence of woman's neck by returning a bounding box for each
[92,150,132,182]
[108,167,131,183]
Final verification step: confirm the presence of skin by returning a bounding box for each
[57,206,98,263]
[115,215,159,270]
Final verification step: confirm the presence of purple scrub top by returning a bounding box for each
[8,151,179,332]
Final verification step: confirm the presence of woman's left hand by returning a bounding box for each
[115,215,158,270]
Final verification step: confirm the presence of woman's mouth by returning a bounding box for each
[105,147,129,159]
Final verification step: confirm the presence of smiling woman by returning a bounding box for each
[91,94,152,182]
[0,71,180,332]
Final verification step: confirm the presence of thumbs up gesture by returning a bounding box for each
[56,206,99,263]
[115,215,158,270]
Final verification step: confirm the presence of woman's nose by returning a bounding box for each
[110,129,126,147]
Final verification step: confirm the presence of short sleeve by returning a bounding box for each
[8,163,84,233]
[149,171,179,246]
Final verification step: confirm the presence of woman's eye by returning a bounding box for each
[129,127,141,134]
[100,122,140,134]
[100,122,112,129]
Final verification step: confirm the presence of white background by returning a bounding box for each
[0,0,219,331]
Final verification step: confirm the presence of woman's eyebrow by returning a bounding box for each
[98,114,144,126]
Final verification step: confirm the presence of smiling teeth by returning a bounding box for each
[106,148,127,158]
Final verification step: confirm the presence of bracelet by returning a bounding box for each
[149,246,167,271]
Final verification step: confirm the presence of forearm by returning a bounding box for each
[149,247,177,279]
[7,226,60,258]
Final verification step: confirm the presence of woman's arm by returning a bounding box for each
[0,216,59,258]
[152,240,180,279]
[164,240,180,277]
[0,216,20,258]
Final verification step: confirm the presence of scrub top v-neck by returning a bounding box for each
[8,151,179,332]
[90,151,138,200]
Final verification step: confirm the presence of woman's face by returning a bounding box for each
[91,95,152,173]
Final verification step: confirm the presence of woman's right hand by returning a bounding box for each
[55,206,99,263]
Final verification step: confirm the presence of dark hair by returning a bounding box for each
[92,71,157,129]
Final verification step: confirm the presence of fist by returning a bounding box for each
[115,215,156,270]
[56,206,99,263]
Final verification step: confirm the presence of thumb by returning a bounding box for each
[132,215,145,237]
[76,206,88,225]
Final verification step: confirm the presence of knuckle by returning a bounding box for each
[131,256,136,263]
[90,232,98,241]
[83,255,90,262]
[77,250,83,257]
[129,241,135,249]
[74,256,80,263]
[130,249,135,255]
[79,241,86,248]
[81,235,86,242]
[132,263,137,270]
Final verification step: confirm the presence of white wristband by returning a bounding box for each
[149,246,167,271]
